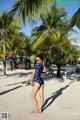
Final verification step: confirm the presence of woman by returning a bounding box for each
[30,54,44,114]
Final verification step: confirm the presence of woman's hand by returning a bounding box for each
[30,80,34,86]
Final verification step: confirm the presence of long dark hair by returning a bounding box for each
[36,54,44,61]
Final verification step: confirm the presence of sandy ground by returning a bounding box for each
[0,69,80,120]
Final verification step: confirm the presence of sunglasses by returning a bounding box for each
[36,59,40,61]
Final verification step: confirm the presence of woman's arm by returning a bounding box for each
[30,69,35,86]
[31,69,35,81]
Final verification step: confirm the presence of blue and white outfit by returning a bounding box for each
[33,63,44,85]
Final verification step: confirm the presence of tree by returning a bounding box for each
[16,32,32,69]
[32,5,69,48]
[0,13,13,75]
[50,35,79,77]
[31,6,79,77]
[6,32,26,70]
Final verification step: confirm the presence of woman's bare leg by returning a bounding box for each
[31,82,40,113]
[38,84,44,112]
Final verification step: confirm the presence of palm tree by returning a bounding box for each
[50,35,79,77]
[32,27,79,77]
[6,31,27,70]
[31,6,69,52]
[32,5,68,48]
[0,12,21,74]
[0,13,13,75]
[17,32,32,69]
[31,6,79,77]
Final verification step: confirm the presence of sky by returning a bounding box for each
[0,0,80,46]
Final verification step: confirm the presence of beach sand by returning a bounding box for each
[0,69,80,120]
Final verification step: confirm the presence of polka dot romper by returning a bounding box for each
[33,63,44,85]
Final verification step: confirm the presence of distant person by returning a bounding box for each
[30,54,44,114]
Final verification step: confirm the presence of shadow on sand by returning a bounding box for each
[42,81,74,112]
[6,71,32,77]
[0,81,30,96]
[7,80,30,87]
[0,85,22,96]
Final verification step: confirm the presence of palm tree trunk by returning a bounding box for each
[56,64,61,78]
[10,56,13,71]
[3,38,6,75]
[28,60,31,68]
[24,50,27,69]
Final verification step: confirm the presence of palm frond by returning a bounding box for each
[70,8,80,29]
[32,32,50,50]
[9,0,52,24]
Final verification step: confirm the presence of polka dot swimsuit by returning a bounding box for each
[33,63,44,85]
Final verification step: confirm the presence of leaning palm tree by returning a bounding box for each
[31,6,79,77]
[32,6,69,50]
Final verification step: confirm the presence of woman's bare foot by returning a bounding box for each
[39,109,42,113]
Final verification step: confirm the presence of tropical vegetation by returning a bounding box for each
[0,0,80,77]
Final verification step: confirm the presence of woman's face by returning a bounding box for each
[36,57,43,63]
